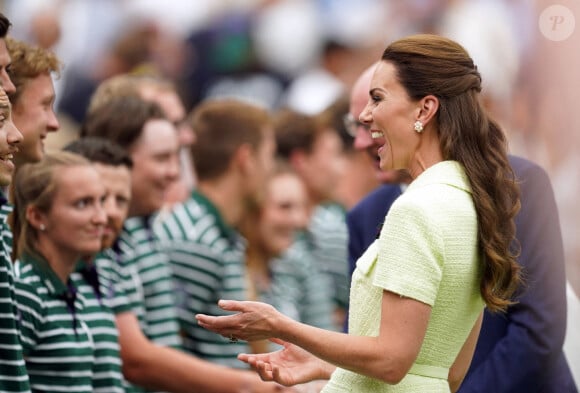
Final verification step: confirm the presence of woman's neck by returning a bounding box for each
[409,132,444,179]
[245,245,270,277]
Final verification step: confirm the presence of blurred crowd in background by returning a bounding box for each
[2,0,579,382]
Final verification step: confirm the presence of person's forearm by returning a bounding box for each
[274,314,409,384]
[122,342,266,393]
[117,312,273,393]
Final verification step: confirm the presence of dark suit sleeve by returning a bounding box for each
[346,210,365,278]
[346,185,401,278]
[460,160,569,392]
[345,206,367,333]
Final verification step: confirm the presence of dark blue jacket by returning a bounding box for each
[346,156,577,392]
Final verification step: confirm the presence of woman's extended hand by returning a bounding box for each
[196,300,287,342]
[239,339,334,387]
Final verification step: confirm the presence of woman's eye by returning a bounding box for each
[75,199,90,209]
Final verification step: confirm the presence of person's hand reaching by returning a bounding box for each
[239,339,335,387]
[196,300,287,342]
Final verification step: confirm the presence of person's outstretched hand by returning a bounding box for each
[239,339,334,387]
[196,300,287,342]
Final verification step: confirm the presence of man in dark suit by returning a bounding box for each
[346,65,578,392]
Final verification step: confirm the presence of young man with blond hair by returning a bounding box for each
[6,37,61,166]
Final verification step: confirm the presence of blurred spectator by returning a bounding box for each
[283,39,349,115]
[156,99,276,367]
[58,21,160,125]
[182,9,287,110]
[82,96,181,392]
[274,108,349,330]
[240,159,334,354]
[323,94,380,209]
[66,137,134,393]
[88,74,196,206]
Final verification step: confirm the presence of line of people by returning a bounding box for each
[1,11,349,393]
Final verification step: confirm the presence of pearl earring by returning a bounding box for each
[39,224,46,231]
[414,121,424,133]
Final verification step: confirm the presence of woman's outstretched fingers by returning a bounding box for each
[196,312,236,333]
[217,299,243,311]
[256,360,275,382]
[239,353,259,368]
[238,353,251,364]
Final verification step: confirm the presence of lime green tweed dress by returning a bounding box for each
[322,161,485,393]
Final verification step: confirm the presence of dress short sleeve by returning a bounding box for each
[373,196,445,306]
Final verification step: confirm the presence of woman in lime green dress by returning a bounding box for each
[196,34,521,393]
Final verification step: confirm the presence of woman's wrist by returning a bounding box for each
[273,311,294,342]
[317,359,336,380]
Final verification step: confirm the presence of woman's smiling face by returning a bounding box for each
[359,61,421,173]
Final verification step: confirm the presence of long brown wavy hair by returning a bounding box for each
[382,34,521,312]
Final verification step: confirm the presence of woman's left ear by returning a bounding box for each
[417,95,439,127]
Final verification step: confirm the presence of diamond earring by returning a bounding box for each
[414,121,424,133]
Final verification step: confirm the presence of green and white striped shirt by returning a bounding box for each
[0,195,30,393]
[117,216,181,348]
[269,234,335,331]
[308,203,350,314]
[15,252,95,393]
[115,216,181,393]
[71,251,130,393]
[157,191,250,368]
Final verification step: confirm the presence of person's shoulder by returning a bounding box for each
[14,265,45,306]
[311,203,346,225]
[509,155,554,198]
[159,195,214,238]
[350,184,402,214]
[363,184,402,203]
[509,155,549,179]
[169,195,204,220]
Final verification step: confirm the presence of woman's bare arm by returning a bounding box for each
[197,290,431,384]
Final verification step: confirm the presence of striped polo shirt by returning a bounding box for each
[15,252,95,393]
[117,215,181,348]
[269,233,335,331]
[308,203,350,315]
[113,216,182,393]
[0,195,30,393]
[156,191,250,368]
[71,249,131,393]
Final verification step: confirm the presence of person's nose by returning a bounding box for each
[0,70,16,95]
[353,124,373,151]
[102,197,118,222]
[166,153,181,182]
[47,108,60,131]
[291,207,309,230]
[93,203,108,226]
[7,121,23,146]
[359,101,372,125]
